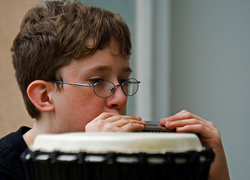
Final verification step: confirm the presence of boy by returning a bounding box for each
[0,1,229,179]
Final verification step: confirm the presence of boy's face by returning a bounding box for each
[52,40,131,132]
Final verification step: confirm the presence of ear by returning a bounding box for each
[27,80,55,112]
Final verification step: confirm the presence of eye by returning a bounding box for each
[89,78,104,84]
[119,79,128,84]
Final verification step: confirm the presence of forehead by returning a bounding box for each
[58,41,131,78]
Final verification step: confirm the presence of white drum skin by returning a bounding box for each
[30,132,203,154]
[21,132,215,180]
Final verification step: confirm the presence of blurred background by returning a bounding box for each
[1,0,249,179]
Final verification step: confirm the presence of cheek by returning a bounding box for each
[69,93,106,120]
[55,89,106,131]
[70,97,106,130]
[73,96,104,117]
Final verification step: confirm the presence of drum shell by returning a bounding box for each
[21,148,214,180]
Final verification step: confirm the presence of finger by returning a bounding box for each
[175,123,209,134]
[176,124,220,146]
[98,120,145,132]
[164,118,215,130]
[86,112,119,131]
[97,113,142,122]
[167,110,204,122]
[90,113,145,132]
[161,110,211,130]
[118,122,145,132]
[108,115,142,122]
[90,112,117,124]
[105,118,145,128]
[96,112,120,120]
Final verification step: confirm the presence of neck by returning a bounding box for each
[23,114,57,147]
[22,127,37,147]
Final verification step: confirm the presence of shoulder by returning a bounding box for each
[0,127,30,180]
[0,127,30,158]
[0,132,15,159]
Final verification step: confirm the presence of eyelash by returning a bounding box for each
[119,79,127,84]
[89,78,103,84]
[89,78,128,84]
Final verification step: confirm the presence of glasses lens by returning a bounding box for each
[122,78,139,96]
[94,80,114,98]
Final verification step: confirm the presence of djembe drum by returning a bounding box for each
[21,125,214,180]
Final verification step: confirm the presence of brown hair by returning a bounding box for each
[11,0,131,118]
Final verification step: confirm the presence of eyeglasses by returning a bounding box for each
[50,78,140,98]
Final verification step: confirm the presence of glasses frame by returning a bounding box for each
[50,78,140,98]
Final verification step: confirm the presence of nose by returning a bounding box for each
[106,85,127,110]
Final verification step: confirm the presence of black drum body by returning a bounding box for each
[21,148,214,180]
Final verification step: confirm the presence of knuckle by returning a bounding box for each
[103,123,113,131]
[183,110,192,118]
[101,112,109,116]
[99,112,109,118]
[181,109,188,113]
[127,122,135,127]
[214,129,220,136]
[209,121,216,128]
[198,124,205,130]
[190,118,198,123]
[96,120,105,127]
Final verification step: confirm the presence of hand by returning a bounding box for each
[85,112,146,132]
[160,110,230,180]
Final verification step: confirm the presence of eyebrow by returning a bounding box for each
[88,65,133,73]
[122,67,133,73]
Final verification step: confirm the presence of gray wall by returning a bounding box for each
[171,1,250,179]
